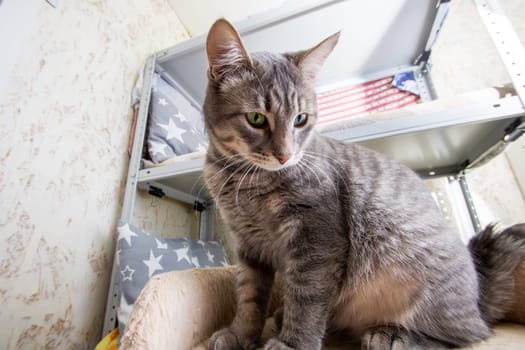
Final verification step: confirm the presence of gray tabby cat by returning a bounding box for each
[203,19,525,350]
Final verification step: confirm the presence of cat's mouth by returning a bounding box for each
[249,151,303,172]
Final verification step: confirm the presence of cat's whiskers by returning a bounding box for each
[303,151,352,193]
[303,155,339,187]
[235,162,258,207]
[212,151,265,204]
[293,160,312,188]
[254,164,264,198]
[299,154,343,208]
[293,164,307,187]
[300,155,336,191]
[247,165,262,200]
[194,154,245,199]
[245,153,276,200]
[216,159,252,201]
[198,154,243,182]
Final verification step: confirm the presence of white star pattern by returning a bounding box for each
[116,249,121,266]
[143,250,164,278]
[191,256,200,267]
[119,224,138,246]
[118,293,134,326]
[173,111,186,122]
[174,246,191,265]
[196,143,207,152]
[121,265,135,281]
[158,97,168,106]
[206,251,215,263]
[157,119,186,143]
[149,140,168,156]
[155,238,168,249]
[400,80,418,95]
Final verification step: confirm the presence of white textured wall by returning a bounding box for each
[0,0,41,99]
[431,0,525,227]
[0,0,189,348]
[432,0,524,96]
[167,0,285,37]
[1,0,524,348]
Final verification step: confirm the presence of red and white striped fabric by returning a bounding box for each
[317,76,420,125]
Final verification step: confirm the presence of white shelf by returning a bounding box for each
[103,0,525,337]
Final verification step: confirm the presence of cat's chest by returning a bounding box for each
[217,191,300,267]
[220,188,291,229]
[206,161,330,241]
[208,166,289,216]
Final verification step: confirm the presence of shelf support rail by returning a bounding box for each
[102,56,156,336]
[474,0,525,109]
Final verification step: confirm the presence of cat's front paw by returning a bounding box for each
[208,328,259,350]
[361,326,408,350]
[208,328,242,350]
[263,338,294,350]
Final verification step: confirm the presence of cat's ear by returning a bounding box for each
[297,32,340,82]
[206,18,252,81]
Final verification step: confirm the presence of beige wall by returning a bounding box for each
[1,0,524,348]
[429,0,525,228]
[0,1,189,348]
[166,0,284,37]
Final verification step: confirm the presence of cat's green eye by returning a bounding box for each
[294,113,308,127]
[246,112,266,128]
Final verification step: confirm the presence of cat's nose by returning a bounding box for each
[275,154,290,165]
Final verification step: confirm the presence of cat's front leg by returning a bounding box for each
[264,252,341,350]
[362,325,447,350]
[208,262,274,350]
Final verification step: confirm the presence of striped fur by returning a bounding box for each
[203,19,525,350]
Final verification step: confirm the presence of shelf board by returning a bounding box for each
[137,95,524,202]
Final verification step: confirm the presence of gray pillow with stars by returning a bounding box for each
[147,73,208,163]
[116,221,229,334]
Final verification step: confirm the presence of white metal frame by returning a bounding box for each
[102,0,525,336]
[475,0,525,107]
[101,55,155,335]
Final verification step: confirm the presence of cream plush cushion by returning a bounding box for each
[120,267,525,350]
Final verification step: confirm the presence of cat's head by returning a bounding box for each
[204,19,339,171]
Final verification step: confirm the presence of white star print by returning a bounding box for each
[118,293,134,325]
[206,251,215,263]
[173,111,186,122]
[158,97,168,106]
[174,246,191,265]
[121,265,135,281]
[119,224,138,246]
[149,140,168,156]
[116,249,121,266]
[196,143,207,152]
[191,256,200,267]
[157,119,185,143]
[143,250,163,278]
[155,238,168,249]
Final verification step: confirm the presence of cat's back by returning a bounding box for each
[310,133,465,261]
[310,133,435,214]
[310,134,480,335]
